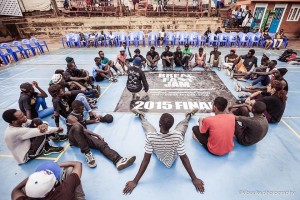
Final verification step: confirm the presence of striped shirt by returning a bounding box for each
[145,131,186,168]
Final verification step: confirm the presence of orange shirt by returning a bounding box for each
[116,53,127,64]
[200,114,235,156]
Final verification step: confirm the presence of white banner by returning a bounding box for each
[18,0,52,12]
[0,0,22,16]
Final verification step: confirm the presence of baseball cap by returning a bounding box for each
[51,74,63,85]
[35,161,61,180]
[25,170,56,198]
[263,52,272,59]
[133,57,142,67]
[65,57,74,63]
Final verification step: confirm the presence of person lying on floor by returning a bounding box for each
[2,109,65,164]
[123,108,205,195]
[67,100,135,169]
[19,82,54,119]
[11,161,85,200]
[48,84,100,127]
[229,101,269,146]
[192,97,235,156]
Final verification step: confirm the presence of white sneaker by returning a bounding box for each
[185,107,199,118]
[116,156,136,170]
[234,82,241,92]
[85,152,97,168]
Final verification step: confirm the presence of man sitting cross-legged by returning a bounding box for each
[12,161,85,200]
[2,109,64,164]
[146,46,160,71]
[123,108,205,195]
[192,97,235,156]
[229,101,269,146]
[161,45,174,71]
[67,100,136,169]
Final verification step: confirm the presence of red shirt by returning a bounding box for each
[200,114,235,156]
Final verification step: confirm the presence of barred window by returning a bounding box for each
[287,5,300,21]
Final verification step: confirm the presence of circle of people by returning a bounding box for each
[3,44,288,199]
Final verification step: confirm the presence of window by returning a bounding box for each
[287,5,300,21]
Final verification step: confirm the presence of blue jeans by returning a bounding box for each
[35,97,54,118]
[75,93,92,112]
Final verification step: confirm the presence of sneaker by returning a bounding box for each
[116,156,136,170]
[85,152,97,168]
[237,78,247,82]
[218,66,221,71]
[238,92,250,98]
[51,134,68,142]
[234,82,241,92]
[132,108,145,118]
[185,107,199,118]
[108,77,114,82]
[43,146,64,156]
[226,69,231,76]
[112,77,118,82]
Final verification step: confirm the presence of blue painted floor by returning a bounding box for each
[0,47,300,200]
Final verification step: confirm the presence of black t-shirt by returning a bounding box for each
[65,69,83,82]
[19,92,39,119]
[173,51,183,60]
[161,51,173,59]
[210,50,221,60]
[237,115,269,145]
[126,66,149,93]
[52,97,72,119]
[146,51,159,59]
[257,92,286,123]
[133,54,146,63]
[67,111,87,133]
[241,55,258,71]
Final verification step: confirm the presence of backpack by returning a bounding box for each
[278,49,295,62]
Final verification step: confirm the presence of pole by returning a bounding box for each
[51,0,60,16]
[208,0,211,17]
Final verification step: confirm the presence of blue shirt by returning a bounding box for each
[92,64,105,78]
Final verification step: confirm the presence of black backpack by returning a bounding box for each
[278,49,294,62]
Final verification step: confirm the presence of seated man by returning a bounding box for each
[65,61,94,88]
[12,161,85,200]
[229,101,269,146]
[174,46,183,67]
[182,44,194,70]
[132,49,147,69]
[236,60,277,88]
[123,107,204,195]
[161,45,174,70]
[19,82,53,119]
[209,46,222,70]
[98,50,120,75]
[92,57,117,82]
[146,46,160,70]
[67,100,136,168]
[115,47,128,75]
[273,29,285,50]
[87,32,96,47]
[192,97,235,156]
[223,49,238,74]
[230,49,258,79]
[50,72,100,99]
[127,57,149,100]
[193,47,207,69]
[2,109,64,164]
[48,84,99,127]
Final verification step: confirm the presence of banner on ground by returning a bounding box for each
[115,71,236,113]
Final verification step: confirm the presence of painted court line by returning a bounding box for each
[0,68,35,84]
[282,116,300,119]
[0,154,56,161]
[54,143,70,162]
[281,119,300,139]
[99,83,112,98]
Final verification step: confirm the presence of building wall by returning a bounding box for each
[249,2,300,36]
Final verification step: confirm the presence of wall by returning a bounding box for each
[2,16,222,39]
[280,4,300,35]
